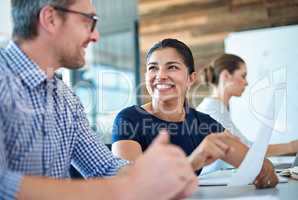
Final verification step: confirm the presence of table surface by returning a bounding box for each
[189,170,298,200]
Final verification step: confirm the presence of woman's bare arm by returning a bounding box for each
[112,140,142,161]
[266,140,298,157]
[112,131,279,189]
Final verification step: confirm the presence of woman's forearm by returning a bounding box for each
[266,143,293,157]
[221,136,249,167]
[188,154,205,171]
[188,133,237,171]
[112,140,143,161]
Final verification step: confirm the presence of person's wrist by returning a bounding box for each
[188,155,197,171]
[114,173,139,200]
[121,162,149,200]
[285,141,294,153]
[289,141,295,153]
[188,151,205,171]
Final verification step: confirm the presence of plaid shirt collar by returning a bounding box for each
[5,41,48,89]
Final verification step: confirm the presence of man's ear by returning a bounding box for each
[38,5,60,35]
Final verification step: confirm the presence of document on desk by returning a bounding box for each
[198,170,288,186]
[228,89,281,186]
[219,196,278,200]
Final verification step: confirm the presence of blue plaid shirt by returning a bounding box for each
[0,42,128,199]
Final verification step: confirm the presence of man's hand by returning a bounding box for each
[253,159,278,189]
[129,130,197,200]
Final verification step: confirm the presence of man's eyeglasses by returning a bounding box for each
[53,6,99,32]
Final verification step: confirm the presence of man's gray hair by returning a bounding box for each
[11,0,76,41]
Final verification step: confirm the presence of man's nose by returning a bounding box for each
[90,29,100,42]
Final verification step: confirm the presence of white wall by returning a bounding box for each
[225,25,298,144]
[0,0,12,38]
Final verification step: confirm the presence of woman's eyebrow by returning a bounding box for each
[166,61,182,65]
[147,61,182,65]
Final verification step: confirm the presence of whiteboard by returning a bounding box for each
[0,0,12,37]
[225,25,298,144]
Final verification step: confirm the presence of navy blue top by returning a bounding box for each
[112,105,225,175]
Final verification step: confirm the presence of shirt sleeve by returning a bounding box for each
[208,112,252,146]
[212,108,252,146]
[207,115,225,134]
[197,100,252,146]
[111,112,142,144]
[0,163,23,200]
[71,101,128,178]
[0,73,23,200]
[227,120,252,146]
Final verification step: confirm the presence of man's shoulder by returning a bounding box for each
[0,47,12,75]
[0,48,15,97]
[0,56,18,116]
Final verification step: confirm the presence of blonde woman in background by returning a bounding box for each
[197,53,298,174]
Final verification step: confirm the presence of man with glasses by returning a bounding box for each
[0,0,197,199]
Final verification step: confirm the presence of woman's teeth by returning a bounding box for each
[155,84,173,90]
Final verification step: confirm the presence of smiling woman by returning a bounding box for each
[144,40,196,114]
[110,39,278,183]
[111,39,225,175]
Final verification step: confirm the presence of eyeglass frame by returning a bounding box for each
[52,5,99,32]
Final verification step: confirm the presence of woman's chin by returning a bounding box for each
[153,94,178,102]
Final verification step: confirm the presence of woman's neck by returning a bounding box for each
[146,98,185,122]
[211,86,231,108]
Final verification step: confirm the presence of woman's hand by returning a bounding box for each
[188,131,234,171]
[253,159,278,189]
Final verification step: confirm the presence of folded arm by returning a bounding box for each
[266,140,298,157]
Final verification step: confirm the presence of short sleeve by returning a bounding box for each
[194,111,225,136]
[207,115,225,133]
[112,113,142,144]
[206,108,252,146]
[227,121,252,146]
[197,98,251,146]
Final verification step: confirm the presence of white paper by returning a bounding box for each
[198,169,288,186]
[228,89,280,186]
[217,196,278,200]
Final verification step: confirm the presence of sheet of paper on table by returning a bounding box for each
[198,169,288,186]
[228,88,283,186]
[228,89,280,186]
